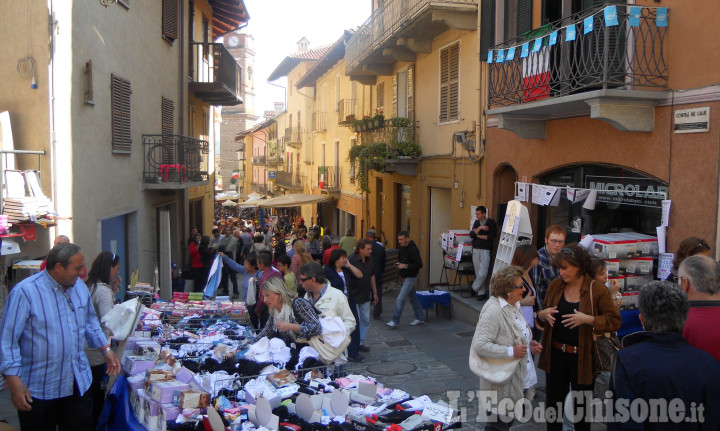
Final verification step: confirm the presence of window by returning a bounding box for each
[335,75,340,112]
[162,0,178,40]
[349,137,357,183]
[111,74,131,152]
[439,42,460,123]
[247,66,253,84]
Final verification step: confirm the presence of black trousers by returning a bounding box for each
[18,381,93,431]
[89,364,107,430]
[373,274,384,317]
[546,347,594,431]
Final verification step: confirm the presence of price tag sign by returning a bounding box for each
[421,402,459,424]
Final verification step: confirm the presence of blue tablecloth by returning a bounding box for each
[416,290,451,309]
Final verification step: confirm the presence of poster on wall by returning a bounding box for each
[516,183,528,202]
[674,107,710,133]
[658,253,674,280]
[585,176,668,208]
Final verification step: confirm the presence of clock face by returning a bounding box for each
[228,35,239,47]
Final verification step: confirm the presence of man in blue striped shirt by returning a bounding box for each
[0,242,121,430]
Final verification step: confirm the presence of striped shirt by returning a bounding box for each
[529,246,560,305]
[0,270,108,399]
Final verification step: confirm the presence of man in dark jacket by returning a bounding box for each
[469,205,497,300]
[367,229,387,320]
[349,239,378,352]
[608,281,720,430]
[387,231,425,328]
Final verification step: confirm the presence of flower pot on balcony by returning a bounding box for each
[372,119,380,128]
[362,124,368,131]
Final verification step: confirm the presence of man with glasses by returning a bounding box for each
[0,243,121,430]
[529,225,567,304]
[678,255,720,362]
[469,206,497,301]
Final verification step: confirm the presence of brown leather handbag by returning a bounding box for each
[590,281,622,374]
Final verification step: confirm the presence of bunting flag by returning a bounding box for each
[532,38,542,52]
[549,30,558,46]
[497,49,505,63]
[604,5,619,27]
[565,24,577,41]
[521,43,529,58]
[583,16,594,34]
[656,8,667,27]
[629,6,641,27]
[506,46,516,61]
[487,50,493,63]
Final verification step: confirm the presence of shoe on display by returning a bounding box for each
[386,321,398,329]
[409,319,425,326]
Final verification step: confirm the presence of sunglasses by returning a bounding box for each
[299,276,309,283]
[560,247,573,255]
[695,241,710,250]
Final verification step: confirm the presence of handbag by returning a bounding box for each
[298,307,351,364]
[246,276,257,306]
[469,300,524,384]
[590,281,622,374]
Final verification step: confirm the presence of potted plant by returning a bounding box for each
[352,119,363,133]
[372,109,384,129]
[395,141,421,158]
[361,115,370,131]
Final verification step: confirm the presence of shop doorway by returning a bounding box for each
[493,163,518,233]
[101,214,129,301]
[428,187,452,283]
[537,164,666,247]
[396,184,412,238]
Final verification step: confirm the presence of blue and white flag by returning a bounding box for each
[584,16,594,34]
[565,24,577,41]
[497,49,505,63]
[549,30,558,46]
[656,7,667,27]
[629,6,641,26]
[521,42,530,58]
[487,50,493,63]
[532,38,542,52]
[604,5,619,27]
[203,254,223,298]
[506,47,516,61]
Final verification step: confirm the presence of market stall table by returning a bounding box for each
[416,290,451,321]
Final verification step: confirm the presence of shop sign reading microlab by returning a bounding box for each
[674,107,710,133]
[586,176,668,208]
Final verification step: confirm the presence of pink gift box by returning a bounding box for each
[150,380,190,404]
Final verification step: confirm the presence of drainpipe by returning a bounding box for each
[49,0,58,241]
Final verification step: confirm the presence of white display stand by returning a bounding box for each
[492,200,533,276]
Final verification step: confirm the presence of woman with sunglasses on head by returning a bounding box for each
[84,251,121,429]
[536,244,620,431]
[665,236,711,283]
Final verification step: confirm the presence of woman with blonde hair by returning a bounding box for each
[254,277,321,346]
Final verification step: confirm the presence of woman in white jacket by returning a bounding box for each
[470,266,542,430]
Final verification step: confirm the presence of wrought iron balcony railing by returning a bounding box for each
[275,171,303,190]
[267,153,284,165]
[338,99,357,125]
[317,166,340,191]
[188,42,242,106]
[251,183,268,193]
[488,4,668,107]
[357,118,416,147]
[312,111,327,132]
[142,134,209,187]
[252,155,267,165]
[284,127,302,148]
[346,0,477,72]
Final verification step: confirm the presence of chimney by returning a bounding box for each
[297,37,310,52]
[274,102,284,116]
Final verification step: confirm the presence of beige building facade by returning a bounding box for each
[0,0,248,296]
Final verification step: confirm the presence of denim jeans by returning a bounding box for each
[472,248,491,293]
[357,301,370,345]
[391,277,425,324]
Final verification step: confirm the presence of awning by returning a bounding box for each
[221,200,238,207]
[238,193,266,208]
[258,193,331,208]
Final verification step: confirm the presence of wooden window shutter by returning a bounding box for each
[480,0,496,59]
[377,82,385,112]
[407,64,415,125]
[111,74,131,152]
[162,97,175,163]
[516,0,532,37]
[439,43,459,122]
[391,75,397,117]
[162,0,178,40]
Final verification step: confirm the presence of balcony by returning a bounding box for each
[251,183,268,193]
[189,42,243,106]
[317,166,341,193]
[252,155,267,165]
[345,0,477,84]
[267,153,284,166]
[312,111,327,132]
[284,127,302,149]
[338,99,357,125]
[276,171,304,191]
[486,4,668,139]
[358,118,416,147]
[142,134,209,189]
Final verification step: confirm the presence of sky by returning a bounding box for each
[241,0,371,118]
